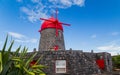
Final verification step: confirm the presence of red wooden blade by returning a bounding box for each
[59,22,71,26]
[40,18,54,22]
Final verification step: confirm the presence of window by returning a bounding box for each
[55,60,66,73]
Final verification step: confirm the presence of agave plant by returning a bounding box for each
[0,35,14,75]
[0,35,47,75]
[12,49,47,75]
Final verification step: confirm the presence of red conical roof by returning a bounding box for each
[39,17,63,32]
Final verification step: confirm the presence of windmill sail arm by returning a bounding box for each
[59,22,70,26]
[40,18,54,22]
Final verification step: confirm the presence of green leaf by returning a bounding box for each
[13,46,21,56]
[1,60,13,75]
[23,67,35,75]
[0,52,2,73]
[20,47,28,59]
[8,40,14,52]
[2,35,8,53]
[12,58,22,62]
[7,70,18,75]
[35,55,43,65]
[3,40,14,66]
[32,65,47,69]
[33,69,46,75]
[33,69,44,73]
[39,73,46,75]
[14,64,21,69]
[25,52,37,68]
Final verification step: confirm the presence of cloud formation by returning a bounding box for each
[8,32,26,39]
[15,39,37,43]
[109,51,119,56]
[8,32,38,43]
[97,44,120,51]
[97,40,120,51]
[18,0,85,22]
[0,41,2,45]
[97,40,120,55]
[91,34,97,39]
[16,0,23,2]
[49,0,85,7]
[111,32,119,36]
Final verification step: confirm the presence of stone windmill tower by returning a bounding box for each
[38,10,70,51]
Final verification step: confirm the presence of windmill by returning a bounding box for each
[39,9,70,51]
[40,9,70,37]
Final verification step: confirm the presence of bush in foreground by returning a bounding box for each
[0,35,46,75]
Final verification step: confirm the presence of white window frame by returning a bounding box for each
[55,60,66,73]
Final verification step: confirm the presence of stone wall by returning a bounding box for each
[27,50,112,75]
[28,50,104,75]
[95,52,113,72]
[84,52,113,73]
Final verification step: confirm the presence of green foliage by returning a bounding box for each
[0,36,46,75]
[112,55,120,69]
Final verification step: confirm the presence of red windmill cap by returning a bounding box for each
[39,17,63,32]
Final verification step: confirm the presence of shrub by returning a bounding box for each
[0,35,46,75]
[112,54,120,69]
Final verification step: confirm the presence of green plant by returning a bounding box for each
[112,54,120,69]
[0,35,46,75]
[12,50,47,75]
[0,35,14,75]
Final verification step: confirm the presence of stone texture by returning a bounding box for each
[39,28,65,51]
[27,50,112,75]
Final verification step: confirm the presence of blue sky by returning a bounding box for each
[0,0,120,55]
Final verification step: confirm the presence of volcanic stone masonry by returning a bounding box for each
[27,50,112,75]
[39,28,65,51]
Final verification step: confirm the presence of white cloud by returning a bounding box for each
[49,0,85,8]
[61,0,72,6]
[0,41,2,45]
[96,40,119,55]
[15,38,37,43]
[30,39,38,43]
[97,44,120,51]
[8,32,38,43]
[15,39,27,43]
[31,0,39,3]
[20,5,49,23]
[111,32,119,36]
[49,0,72,8]
[16,0,22,2]
[91,34,96,39]
[73,0,85,6]
[8,32,26,39]
[18,0,85,22]
[97,40,120,51]
[97,40,120,55]
[110,51,119,56]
